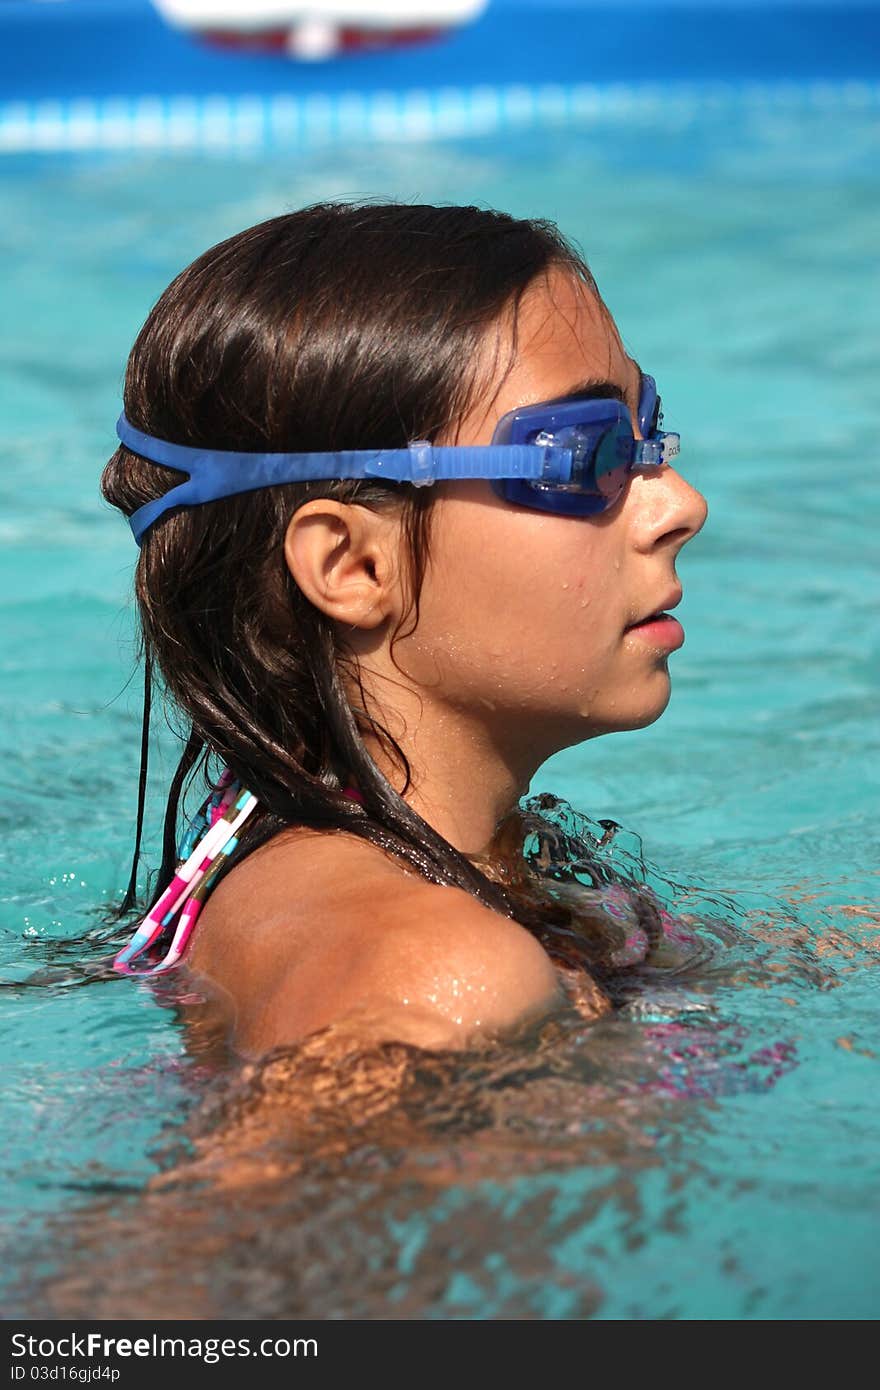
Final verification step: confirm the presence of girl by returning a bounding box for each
[103,199,707,1058]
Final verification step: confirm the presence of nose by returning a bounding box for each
[630,463,708,555]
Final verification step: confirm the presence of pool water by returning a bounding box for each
[2,88,879,1319]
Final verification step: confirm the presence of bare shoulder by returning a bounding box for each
[253,875,563,1054]
[353,882,564,1047]
[185,827,563,1057]
[185,822,415,994]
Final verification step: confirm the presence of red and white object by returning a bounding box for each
[151,0,489,59]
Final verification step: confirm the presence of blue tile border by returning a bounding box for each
[2,80,879,153]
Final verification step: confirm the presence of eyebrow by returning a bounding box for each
[547,379,629,406]
[549,360,643,410]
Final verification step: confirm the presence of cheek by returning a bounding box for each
[403,499,625,707]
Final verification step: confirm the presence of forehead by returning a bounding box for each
[476,265,639,432]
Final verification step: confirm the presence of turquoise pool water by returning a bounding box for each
[2,88,879,1319]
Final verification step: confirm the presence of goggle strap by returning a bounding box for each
[632,431,681,467]
[119,414,571,545]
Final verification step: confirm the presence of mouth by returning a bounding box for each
[625,590,683,631]
[626,612,673,629]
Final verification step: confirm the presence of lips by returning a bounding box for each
[625,589,683,630]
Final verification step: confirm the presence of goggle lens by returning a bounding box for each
[638,375,663,438]
[490,372,674,517]
[593,419,633,505]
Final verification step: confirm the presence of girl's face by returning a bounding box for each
[397,265,708,762]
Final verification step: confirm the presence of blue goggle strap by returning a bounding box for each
[118,413,680,545]
[634,433,680,465]
[119,413,572,546]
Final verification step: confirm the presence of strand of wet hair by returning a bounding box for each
[116,645,153,918]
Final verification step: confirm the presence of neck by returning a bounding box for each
[349,679,552,860]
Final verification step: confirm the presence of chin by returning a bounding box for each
[579,675,672,736]
[624,702,670,732]
[630,680,673,730]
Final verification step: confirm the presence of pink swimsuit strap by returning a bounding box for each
[115,773,367,978]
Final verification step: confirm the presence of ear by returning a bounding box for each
[283,499,401,629]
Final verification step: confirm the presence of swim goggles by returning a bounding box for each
[117,373,679,544]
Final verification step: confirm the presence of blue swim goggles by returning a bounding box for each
[118,373,680,545]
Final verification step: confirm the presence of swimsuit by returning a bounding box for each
[113,771,363,977]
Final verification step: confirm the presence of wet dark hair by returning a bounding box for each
[102,198,662,977]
